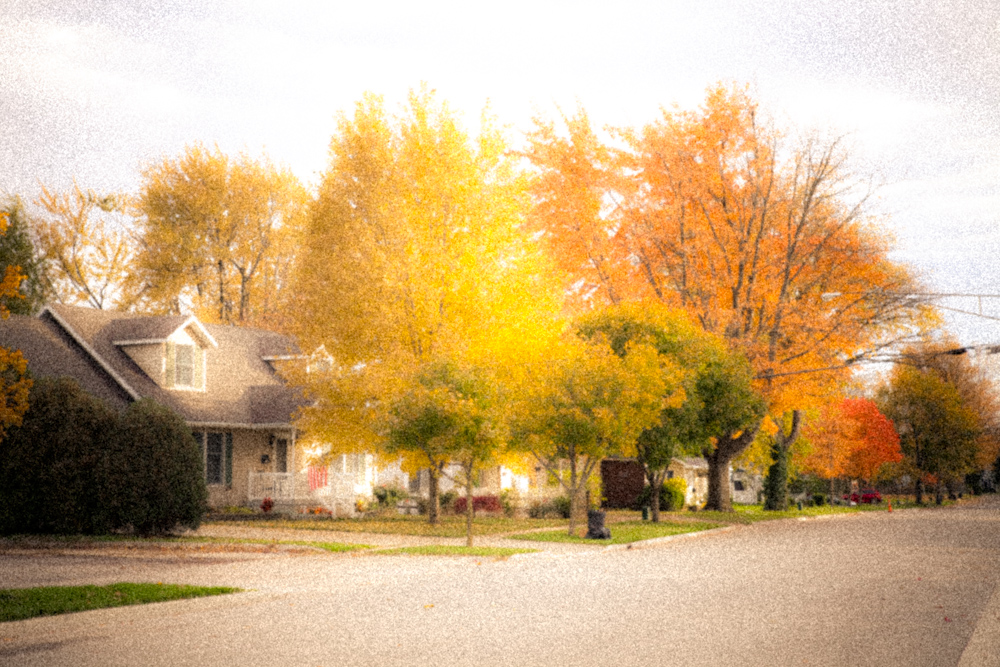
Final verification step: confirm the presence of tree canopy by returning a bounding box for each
[575,301,763,517]
[291,88,559,457]
[134,144,309,325]
[33,183,134,310]
[511,332,673,534]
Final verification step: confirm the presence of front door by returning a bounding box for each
[275,438,288,473]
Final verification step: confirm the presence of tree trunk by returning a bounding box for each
[915,478,923,505]
[650,470,665,523]
[763,439,789,511]
[465,464,475,547]
[705,422,761,511]
[568,457,579,536]
[428,468,441,525]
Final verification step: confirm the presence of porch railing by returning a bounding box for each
[248,472,295,500]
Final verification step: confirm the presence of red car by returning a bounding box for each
[843,489,882,504]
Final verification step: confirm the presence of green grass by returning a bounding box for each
[511,520,722,545]
[0,583,241,623]
[164,536,371,553]
[208,514,568,538]
[374,545,538,557]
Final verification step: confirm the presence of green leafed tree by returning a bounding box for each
[511,334,671,535]
[576,301,765,518]
[0,197,47,314]
[879,349,985,504]
[382,359,504,543]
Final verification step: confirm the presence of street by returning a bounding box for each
[2,500,999,666]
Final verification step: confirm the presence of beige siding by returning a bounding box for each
[205,430,293,509]
[119,343,165,386]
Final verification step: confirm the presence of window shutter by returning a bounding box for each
[164,342,175,388]
[193,345,204,390]
[194,431,204,478]
[225,432,233,487]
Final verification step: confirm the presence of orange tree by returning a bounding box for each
[0,209,32,440]
[802,397,901,499]
[526,84,927,509]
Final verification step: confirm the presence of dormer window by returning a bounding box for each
[175,344,195,387]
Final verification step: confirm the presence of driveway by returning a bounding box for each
[2,499,999,666]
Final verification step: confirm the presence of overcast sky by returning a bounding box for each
[2,0,999,348]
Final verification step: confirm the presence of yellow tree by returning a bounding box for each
[134,145,309,325]
[291,88,560,520]
[34,182,135,310]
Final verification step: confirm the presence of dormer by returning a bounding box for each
[113,315,218,391]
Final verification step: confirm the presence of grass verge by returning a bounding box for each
[165,536,371,553]
[511,520,722,545]
[208,515,568,538]
[374,545,537,557]
[0,583,241,623]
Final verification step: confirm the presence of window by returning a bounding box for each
[734,480,745,491]
[275,438,288,473]
[176,344,195,387]
[192,431,232,486]
[206,432,223,484]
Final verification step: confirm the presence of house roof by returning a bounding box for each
[0,313,134,410]
[6,304,306,429]
[108,314,218,348]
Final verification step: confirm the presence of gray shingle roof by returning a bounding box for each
[0,313,134,409]
[12,305,306,427]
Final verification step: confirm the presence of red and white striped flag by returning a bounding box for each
[308,466,328,490]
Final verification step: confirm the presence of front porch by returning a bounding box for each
[247,468,365,516]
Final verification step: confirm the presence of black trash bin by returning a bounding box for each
[586,509,611,539]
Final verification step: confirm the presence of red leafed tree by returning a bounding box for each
[840,398,902,484]
[804,398,901,493]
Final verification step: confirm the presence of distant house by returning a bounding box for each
[0,305,315,510]
[601,456,757,509]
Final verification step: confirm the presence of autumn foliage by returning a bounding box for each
[803,398,902,484]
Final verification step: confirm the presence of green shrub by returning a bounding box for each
[0,379,207,536]
[0,378,117,535]
[499,489,517,517]
[636,478,687,512]
[108,399,207,535]
[440,490,458,513]
[528,495,571,519]
[812,494,826,507]
[373,484,408,507]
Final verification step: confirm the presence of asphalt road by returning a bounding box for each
[2,500,999,667]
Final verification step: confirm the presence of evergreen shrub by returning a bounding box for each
[0,379,207,536]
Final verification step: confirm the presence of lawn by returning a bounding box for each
[0,583,241,623]
[208,514,569,538]
[511,520,723,545]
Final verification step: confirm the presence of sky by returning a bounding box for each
[2,0,999,350]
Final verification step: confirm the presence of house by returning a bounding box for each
[0,304,323,511]
[600,456,753,508]
[666,457,709,508]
